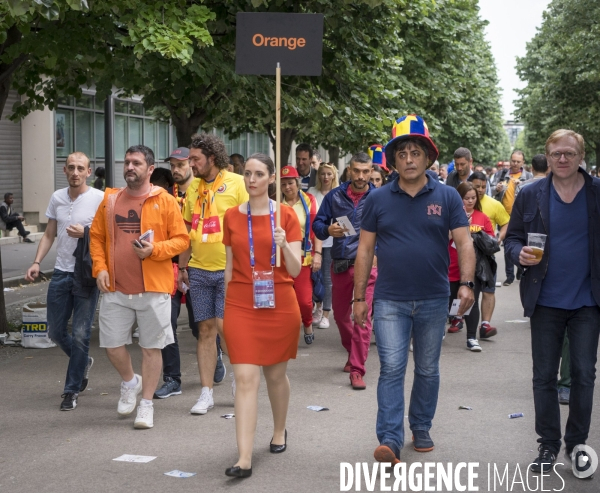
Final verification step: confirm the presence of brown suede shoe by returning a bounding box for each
[374,445,400,465]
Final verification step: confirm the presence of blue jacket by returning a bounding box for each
[504,168,600,317]
[312,181,375,260]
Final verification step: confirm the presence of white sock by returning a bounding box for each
[202,386,212,395]
[481,321,490,325]
[140,398,153,407]
[124,375,138,388]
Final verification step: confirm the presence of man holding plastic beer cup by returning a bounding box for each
[505,129,600,477]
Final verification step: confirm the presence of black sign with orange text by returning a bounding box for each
[235,13,324,76]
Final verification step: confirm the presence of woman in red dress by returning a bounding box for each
[222,153,302,478]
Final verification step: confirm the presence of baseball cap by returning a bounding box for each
[164,147,190,162]
[280,165,300,178]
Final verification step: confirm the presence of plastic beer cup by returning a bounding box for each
[527,233,547,261]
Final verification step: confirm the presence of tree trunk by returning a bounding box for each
[0,25,24,119]
[164,104,207,147]
[0,75,11,121]
[328,145,340,166]
[267,127,298,167]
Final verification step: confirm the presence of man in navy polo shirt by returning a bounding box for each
[353,115,475,464]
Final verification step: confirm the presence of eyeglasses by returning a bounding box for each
[549,151,579,161]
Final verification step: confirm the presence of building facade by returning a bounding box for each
[1,89,270,228]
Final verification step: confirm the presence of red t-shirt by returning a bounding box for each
[448,209,494,282]
[114,191,148,294]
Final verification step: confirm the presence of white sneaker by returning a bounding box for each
[312,305,323,325]
[134,403,154,429]
[190,388,214,415]
[467,339,482,352]
[118,374,143,416]
[132,328,140,339]
[318,316,330,329]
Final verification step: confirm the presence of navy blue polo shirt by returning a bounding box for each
[361,175,469,301]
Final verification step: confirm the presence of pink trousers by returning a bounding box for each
[331,266,377,375]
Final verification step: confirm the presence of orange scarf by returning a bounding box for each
[172,183,183,209]
[190,171,227,243]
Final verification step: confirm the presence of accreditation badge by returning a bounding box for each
[252,269,275,309]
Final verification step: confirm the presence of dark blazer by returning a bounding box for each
[73,226,98,298]
[307,167,317,189]
[504,168,600,316]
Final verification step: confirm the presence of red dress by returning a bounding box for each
[448,209,495,281]
[222,205,302,365]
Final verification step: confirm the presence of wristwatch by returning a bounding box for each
[459,281,475,290]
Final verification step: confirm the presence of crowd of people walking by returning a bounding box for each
[22,114,599,480]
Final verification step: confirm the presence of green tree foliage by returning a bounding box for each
[226,0,507,166]
[0,0,212,334]
[3,0,507,164]
[514,127,542,162]
[515,0,600,166]
[391,0,507,165]
[1,1,214,120]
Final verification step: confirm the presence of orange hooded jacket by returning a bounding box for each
[90,186,189,293]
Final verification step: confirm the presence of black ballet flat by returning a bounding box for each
[225,466,252,478]
[270,429,287,453]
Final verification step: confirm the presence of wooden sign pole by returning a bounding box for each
[276,62,282,267]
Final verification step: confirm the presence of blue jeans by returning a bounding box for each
[530,304,600,454]
[47,270,99,394]
[163,289,196,384]
[322,247,333,312]
[373,297,448,458]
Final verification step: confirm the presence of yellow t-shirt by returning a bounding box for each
[501,171,521,215]
[183,172,248,271]
[480,194,510,232]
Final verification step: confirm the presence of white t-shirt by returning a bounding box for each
[46,187,104,272]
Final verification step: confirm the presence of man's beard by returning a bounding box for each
[125,172,144,189]
[174,170,192,184]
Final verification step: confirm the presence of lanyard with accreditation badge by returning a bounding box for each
[248,201,276,309]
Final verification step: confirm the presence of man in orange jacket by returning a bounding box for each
[90,145,189,430]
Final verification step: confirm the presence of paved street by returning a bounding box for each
[0,255,599,493]
[1,241,56,283]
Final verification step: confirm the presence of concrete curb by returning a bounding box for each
[2,270,53,289]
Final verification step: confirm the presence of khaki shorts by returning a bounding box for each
[99,291,174,349]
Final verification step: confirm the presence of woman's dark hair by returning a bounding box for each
[340,165,350,182]
[456,182,481,212]
[94,166,105,178]
[371,165,386,180]
[246,153,275,175]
